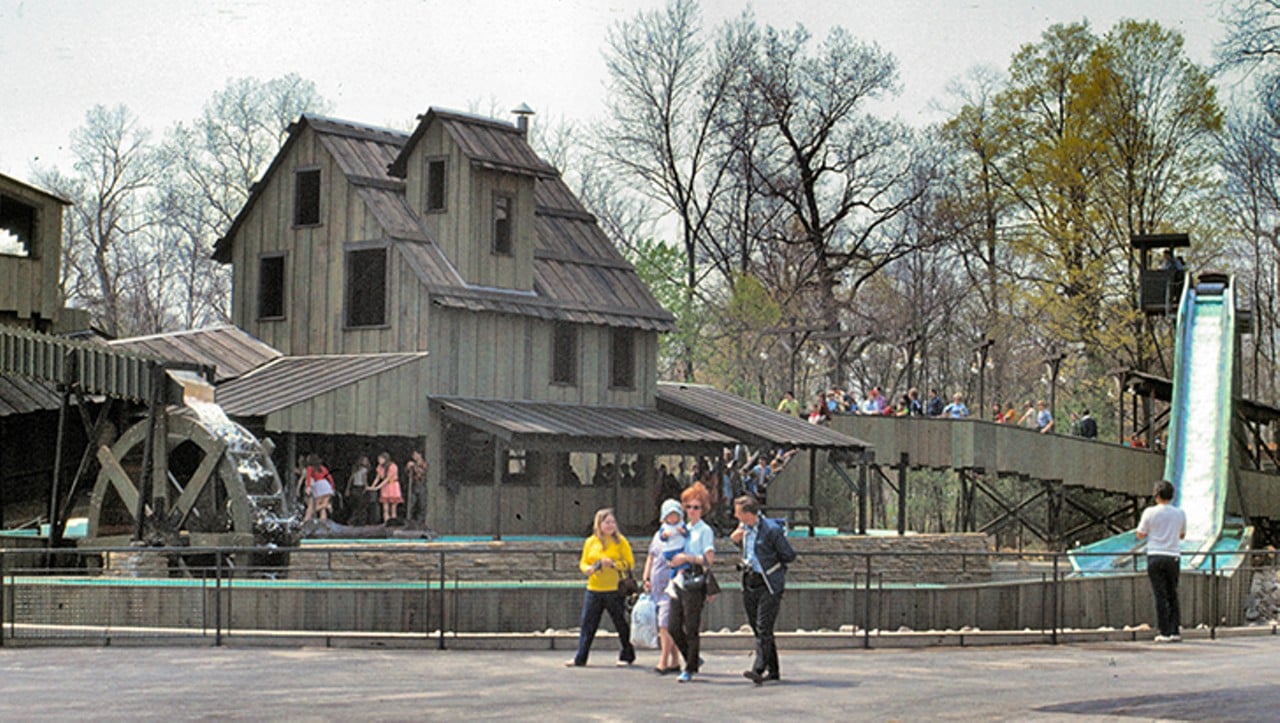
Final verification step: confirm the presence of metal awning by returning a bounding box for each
[655,382,869,450]
[433,396,735,455]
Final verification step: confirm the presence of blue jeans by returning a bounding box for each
[572,589,635,665]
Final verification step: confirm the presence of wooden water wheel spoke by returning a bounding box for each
[83,407,299,547]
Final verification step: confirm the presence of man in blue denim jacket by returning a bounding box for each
[731,495,797,685]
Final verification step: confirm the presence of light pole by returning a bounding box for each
[1044,350,1067,429]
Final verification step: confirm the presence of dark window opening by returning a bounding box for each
[346,247,387,327]
[492,193,513,255]
[0,194,37,257]
[610,328,635,389]
[257,254,285,319]
[426,159,446,212]
[552,322,577,385]
[294,169,321,226]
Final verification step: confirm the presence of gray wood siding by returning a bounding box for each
[427,308,655,406]
[263,356,432,436]
[232,128,420,357]
[401,125,533,292]
[0,181,63,324]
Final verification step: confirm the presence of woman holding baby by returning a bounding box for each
[643,498,685,674]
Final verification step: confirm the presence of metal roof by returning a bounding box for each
[0,374,61,417]
[655,382,870,450]
[387,108,558,179]
[108,325,281,382]
[216,352,428,417]
[215,112,673,332]
[434,396,735,455]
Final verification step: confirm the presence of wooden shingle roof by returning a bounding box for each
[387,108,557,179]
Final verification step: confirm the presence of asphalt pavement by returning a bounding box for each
[2,633,1278,720]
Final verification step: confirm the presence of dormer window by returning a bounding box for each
[294,168,321,227]
[492,192,513,255]
[425,158,446,212]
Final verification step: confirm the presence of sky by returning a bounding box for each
[0,0,1230,185]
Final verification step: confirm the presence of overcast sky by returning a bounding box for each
[0,0,1228,184]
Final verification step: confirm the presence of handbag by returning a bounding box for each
[617,565,640,597]
[682,565,720,596]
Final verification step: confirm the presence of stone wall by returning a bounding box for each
[275,532,994,584]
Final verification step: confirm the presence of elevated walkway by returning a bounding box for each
[827,415,1280,522]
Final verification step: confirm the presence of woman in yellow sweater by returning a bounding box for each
[565,507,637,667]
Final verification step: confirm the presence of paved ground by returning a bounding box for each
[2,634,1278,720]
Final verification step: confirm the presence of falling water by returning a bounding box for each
[1174,298,1226,546]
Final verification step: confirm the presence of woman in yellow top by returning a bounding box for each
[565,508,637,667]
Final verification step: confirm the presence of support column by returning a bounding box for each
[807,449,817,537]
[897,452,908,536]
[858,450,870,535]
[492,441,505,541]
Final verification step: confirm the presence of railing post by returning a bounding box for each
[214,550,223,647]
[862,554,871,649]
[438,551,447,650]
[0,551,5,648]
[1051,553,1060,645]
[1210,552,1218,640]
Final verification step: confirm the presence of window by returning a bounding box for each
[492,193,513,255]
[425,159,446,212]
[346,247,387,327]
[0,194,36,257]
[294,169,321,226]
[610,327,635,389]
[551,322,577,385]
[257,254,286,319]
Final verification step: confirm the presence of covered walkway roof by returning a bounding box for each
[433,396,735,455]
[655,382,869,451]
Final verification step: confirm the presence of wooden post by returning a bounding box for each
[858,450,870,535]
[48,351,75,548]
[897,452,908,536]
[493,440,505,540]
[807,448,817,537]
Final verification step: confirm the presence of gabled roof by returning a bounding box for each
[108,326,282,382]
[214,111,674,332]
[387,108,557,179]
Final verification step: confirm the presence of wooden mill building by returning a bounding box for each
[209,108,862,535]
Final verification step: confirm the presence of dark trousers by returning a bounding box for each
[669,584,707,673]
[572,590,635,665]
[1147,555,1181,636]
[743,574,783,677]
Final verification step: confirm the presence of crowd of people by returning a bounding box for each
[650,446,798,534]
[294,449,425,526]
[782,385,1107,439]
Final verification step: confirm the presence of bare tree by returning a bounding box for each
[161,74,330,327]
[34,105,164,336]
[595,0,749,380]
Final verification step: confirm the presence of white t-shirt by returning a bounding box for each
[1138,503,1186,557]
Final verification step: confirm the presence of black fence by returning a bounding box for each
[0,545,1274,648]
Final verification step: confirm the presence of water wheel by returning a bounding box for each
[83,403,300,549]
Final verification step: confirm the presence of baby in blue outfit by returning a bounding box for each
[658,498,690,574]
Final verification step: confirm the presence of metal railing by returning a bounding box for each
[0,545,1274,648]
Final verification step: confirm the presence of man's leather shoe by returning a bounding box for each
[743,670,765,685]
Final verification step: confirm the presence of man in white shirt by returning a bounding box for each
[1136,480,1187,642]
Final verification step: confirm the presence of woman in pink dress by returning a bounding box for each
[368,451,402,523]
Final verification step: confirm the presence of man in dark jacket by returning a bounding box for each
[730,495,797,685]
